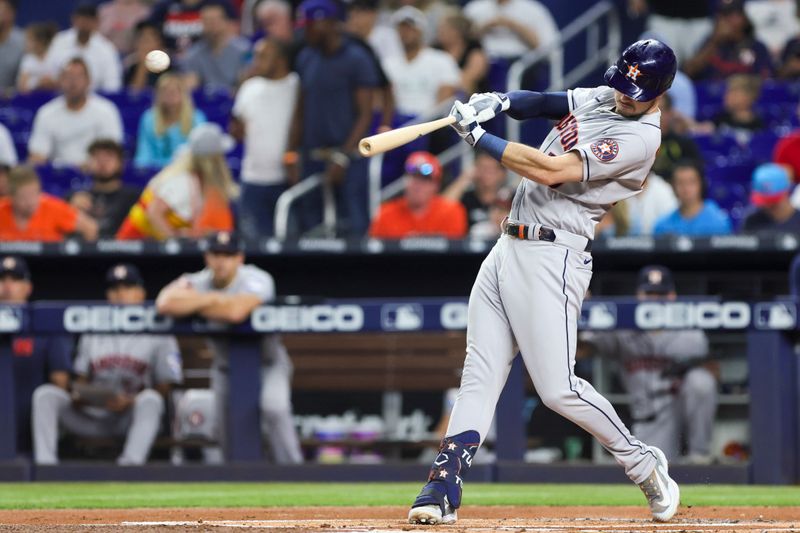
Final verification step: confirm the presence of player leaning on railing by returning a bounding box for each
[408,39,682,525]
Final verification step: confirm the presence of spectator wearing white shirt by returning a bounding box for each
[464,0,557,60]
[28,58,123,167]
[0,0,24,93]
[0,121,17,198]
[382,6,460,118]
[17,22,59,94]
[230,38,298,239]
[45,3,123,93]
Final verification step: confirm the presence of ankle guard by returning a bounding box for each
[422,430,480,509]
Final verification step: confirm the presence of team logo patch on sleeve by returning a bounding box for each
[590,139,619,162]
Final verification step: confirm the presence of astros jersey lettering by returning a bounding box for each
[510,86,661,239]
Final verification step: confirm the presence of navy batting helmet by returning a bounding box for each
[604,39,677,102]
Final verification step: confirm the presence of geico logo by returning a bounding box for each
[635,302,750,329]
[64,306,173,333]
[250,305,364,332]
[441,303,468,329]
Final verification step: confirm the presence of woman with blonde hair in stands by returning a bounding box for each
[134,73,206,168]
[118,123,238,240]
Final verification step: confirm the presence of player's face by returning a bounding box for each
[107,284,146,305]
[672,167,703,206]
[0,275,31,304]
[613,91,659,118]
[11,182,40,219]
[204,252,244,286]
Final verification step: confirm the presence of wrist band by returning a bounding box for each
[329,150,351,168]
[282,151,299,165]
[476,133,509,162]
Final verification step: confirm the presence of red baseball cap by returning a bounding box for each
[405,151,442,182]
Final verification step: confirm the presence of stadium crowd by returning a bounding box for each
[0,0,796,242]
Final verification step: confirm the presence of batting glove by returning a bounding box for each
[468,92,510,123]
[449,100,486,147]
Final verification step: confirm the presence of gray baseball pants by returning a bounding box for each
[32,384,164,465]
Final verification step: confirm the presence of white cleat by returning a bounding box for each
[638,446,680,522]
[408,502,457,525]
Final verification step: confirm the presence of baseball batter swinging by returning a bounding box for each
[408,39,681,525]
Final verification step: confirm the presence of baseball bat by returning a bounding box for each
[358,116,456,157]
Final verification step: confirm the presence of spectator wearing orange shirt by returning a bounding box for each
[369,151,467,239]
[0,166,98,242]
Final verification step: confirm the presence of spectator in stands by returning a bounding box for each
[778,36,800,79]
[625,171,678,236]
[181,0,250,91]
[436,9,489,95]
[27,58,124,167]
[741,163,800,232]
[443,151,508,229]
[32,263,183,466]
[652,94,702,179]
[0,121,17,195]
[0,0,24,94]
[683,0,773,80]
[148,0,211,55]
[252,0,295,44]
[347,0,402,61]
[369,151,467,239]
[579,265,718,464]
[653,160,732,236]
[463,0,557,62]
[382,6,460,118]
[16,22,58,94]
[773,124,800,186]
[745,0,800,59]
[0,256,72,455]
[627,0,712,64]
[68,140,141,239]
[118,123,237,240]
[0,166,98,242]
[98,0,151,55]
[156,230,304,464]
[134,73,207,168]
[713,74,764,136]
[46,3,123,93]
[290,0,379,237]
[468,185,512,239]
[230,38,298,240]
[125,21,173,91]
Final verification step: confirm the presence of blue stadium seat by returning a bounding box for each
[35,164,87,198]
[747,130,780,163]
[691,132,742,159]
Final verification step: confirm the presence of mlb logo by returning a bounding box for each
[754,303,797,330]
[579,302,617,330]
[381,304,423,331]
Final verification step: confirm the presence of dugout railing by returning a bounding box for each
[1,296,798,484]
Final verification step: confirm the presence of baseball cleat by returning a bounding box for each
[408,484,457,525]
[638,446,680,522]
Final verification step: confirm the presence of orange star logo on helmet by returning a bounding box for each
[626,64,642,81]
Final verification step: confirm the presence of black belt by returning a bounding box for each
[504,222,593,252]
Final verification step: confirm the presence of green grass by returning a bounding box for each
[0,483,799,509]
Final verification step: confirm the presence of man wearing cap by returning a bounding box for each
[156,231,303,464]
[181,0,250,91]
[369,151,467,239]
[382,6,460,118]
[291,0,380,237]
[741,163,800,232]
[32,263,183,466]
[0,256,72,456]
[579,266,718,464]
[683,0,773,80]
[45,2,122,92]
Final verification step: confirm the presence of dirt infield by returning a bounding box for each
[1,506,799,532]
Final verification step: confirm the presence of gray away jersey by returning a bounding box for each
[510,86,662,239]
[183,264,279,365]
[73,334,183,395]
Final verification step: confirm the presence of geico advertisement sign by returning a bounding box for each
[635,302,750,329]
[64,305,172,332]
[251,305,364,332]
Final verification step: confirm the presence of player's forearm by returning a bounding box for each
[506,91,569,121]
[499,142,583,186]
[197,293,262,323]
[155,288,218,317]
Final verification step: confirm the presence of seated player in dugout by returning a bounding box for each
[578,266,718,464]
[32,263,183,465]
[155,231,303,464]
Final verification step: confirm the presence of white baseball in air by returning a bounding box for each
[145,50,170,73]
